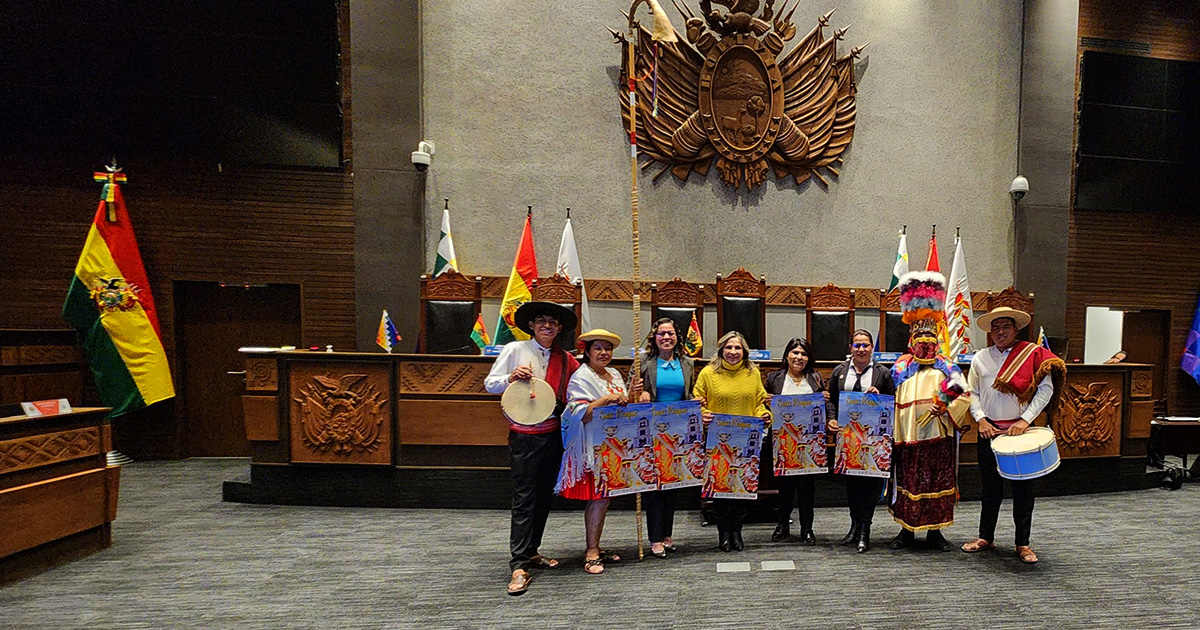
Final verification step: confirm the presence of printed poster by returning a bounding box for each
[588,403,658,497]
[833,392,894,479]
[770,393,828,475]
[701,413,763,500]
[647,400,705,490]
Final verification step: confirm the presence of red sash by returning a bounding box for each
[509,346,580,435]
[992,340,1066,405]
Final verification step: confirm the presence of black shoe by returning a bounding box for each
[889,529,915,550]
[730,529,744,551]
[840,521,860,546]
[771,524,790,542]
[650,545,668,558]
[856,525,871,554]
[799,528,817,546]
[718,525,731,552]
[926,530,954,552]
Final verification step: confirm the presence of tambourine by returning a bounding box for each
[501,377,556,426]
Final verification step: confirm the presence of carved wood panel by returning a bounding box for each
[653,277,704,307]
[288,362,392,465]
[421,269,481,300]
[399,361,491,396]
[532,273,580,303]
[767,285,806,306]
[245,358,278,392]
[806,283,854,310]
[1055,374,1122,458]
[0,345,80,366]
[1130,368,1153,399]
[718,268,766,297]
[0,427,101,474]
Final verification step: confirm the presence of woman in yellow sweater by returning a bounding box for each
[693,331,771,552]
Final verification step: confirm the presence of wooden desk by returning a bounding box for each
[1,407,119,582]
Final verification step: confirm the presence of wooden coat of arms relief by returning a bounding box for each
[614,1,864,190]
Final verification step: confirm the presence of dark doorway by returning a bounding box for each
[176,282,302,457]
[1123,309,1170,411]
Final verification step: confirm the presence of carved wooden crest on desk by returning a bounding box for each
[289,364,392,464]
[1057,380,1119,457]
[614,2,864,190]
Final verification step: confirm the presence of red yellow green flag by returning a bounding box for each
[683,311,703,357]
[62,178,175,417]
[470,313,491,350]
[494,212,539,345]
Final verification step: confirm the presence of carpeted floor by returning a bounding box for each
[2,459,1197,630]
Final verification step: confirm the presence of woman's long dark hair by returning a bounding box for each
[642,317,684,360]
[781,337,815,378]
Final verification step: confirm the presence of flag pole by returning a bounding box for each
[625,0,651,561]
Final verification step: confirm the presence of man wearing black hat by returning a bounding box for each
[484,301,579,595]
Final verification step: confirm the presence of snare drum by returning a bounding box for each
[990,426,1060,480]
[501,377,556,426]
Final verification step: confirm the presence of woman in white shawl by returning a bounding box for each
[555,329,636,574]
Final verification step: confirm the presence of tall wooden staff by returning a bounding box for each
[623,0,675,561]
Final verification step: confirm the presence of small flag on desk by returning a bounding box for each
[377,310,401,353]
[1036,326,1050,350]
[471,313,491,350]
[1182,293,1200,385]
[684,312,703,357]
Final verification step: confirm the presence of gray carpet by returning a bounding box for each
[2,459,1197,630]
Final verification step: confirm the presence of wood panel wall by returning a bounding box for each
[0,159,355,457]
[1068,1,1200,416]
[1078,0,1200,62]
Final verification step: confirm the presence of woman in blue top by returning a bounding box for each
[634,318,696,557]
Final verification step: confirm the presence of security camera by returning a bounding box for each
[411,141,435,172]
[1009,175,1029,200]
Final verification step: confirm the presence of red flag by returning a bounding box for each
[494,211,539,344]
[925,230,941,272]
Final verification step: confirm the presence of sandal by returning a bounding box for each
[1016,546,1039,564]
[507,570,532,596]
[961,538,996,553]
[583,557,605,574]
[529,555,559,569]
[599,549,621,564]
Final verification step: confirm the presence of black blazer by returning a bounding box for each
[826,360,895,421]
[633,354,696,401]
[764,369,826,396]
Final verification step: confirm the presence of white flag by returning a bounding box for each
[433,208,458,276]
[945,236,973,357]
[888,230,909,291]
[556,217,592,332]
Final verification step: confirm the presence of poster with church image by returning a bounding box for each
[770,393,828,475]
[833,392,895,479]
[701,414,763,500]
[587,403,658,497]
[647,400,705,490]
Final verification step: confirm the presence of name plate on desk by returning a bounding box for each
[21,398,72,417]
[483,345,503,356]
[748,350,771,361]
[873,352,902,363]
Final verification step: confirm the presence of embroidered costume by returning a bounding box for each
[555,365,628,501]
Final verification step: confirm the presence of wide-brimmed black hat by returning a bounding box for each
[514,301,578,336]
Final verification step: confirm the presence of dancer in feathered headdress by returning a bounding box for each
[888,272,972,551]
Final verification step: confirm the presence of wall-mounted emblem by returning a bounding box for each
[614,1,864,190]
[294,374,387,454]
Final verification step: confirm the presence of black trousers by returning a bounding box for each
[508,430,563,572]
[977,435,1035,546]
[844,476,885,525]
[643,489,678,543]
[710,498,749,532]
[776,476,815,529]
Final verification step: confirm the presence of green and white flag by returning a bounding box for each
[433,205,458,276]
[887,229,909,291]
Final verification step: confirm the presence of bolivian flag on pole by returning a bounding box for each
[494,209,539,345]
[470,313,491,350]
[63,174,174,418]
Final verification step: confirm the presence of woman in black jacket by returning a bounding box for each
[763,337,827,544]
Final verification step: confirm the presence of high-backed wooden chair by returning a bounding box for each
[650,277,706,350]
[716,268,767,350]
[419,270,483,354]
[805,283,856,361]
[878,288,909,354]
[531,273,583,351]
[985,287,1036,343]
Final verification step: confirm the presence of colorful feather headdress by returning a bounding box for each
[898,271,947,326]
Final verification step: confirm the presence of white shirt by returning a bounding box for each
[781,375,815,395]
[484,339,554,394]
[843,361,876,392]
[968,345,1055,423]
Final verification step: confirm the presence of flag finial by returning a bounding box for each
[566,207,571,219]
[955,226,960,239]
[444,198,449,210]
[527,205,533,217]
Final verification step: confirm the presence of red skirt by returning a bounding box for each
[558,470,604,501]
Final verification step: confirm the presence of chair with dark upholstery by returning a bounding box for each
[419,270,483,354]
[650,277,706,349]
[805,283,856,362]
[716,268,767,351]
[531,273,583,352]
[985,287,1036,343]
[878,288,909,354]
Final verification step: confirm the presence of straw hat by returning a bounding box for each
[577,328,622,348]
[514,301,578,335]
[977,307,1031,331]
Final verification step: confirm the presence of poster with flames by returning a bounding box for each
[588,403,658,497]
[647,400,705,490]
[701,414,763,500]
[833,392,894,479]
[771,393,828,475]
